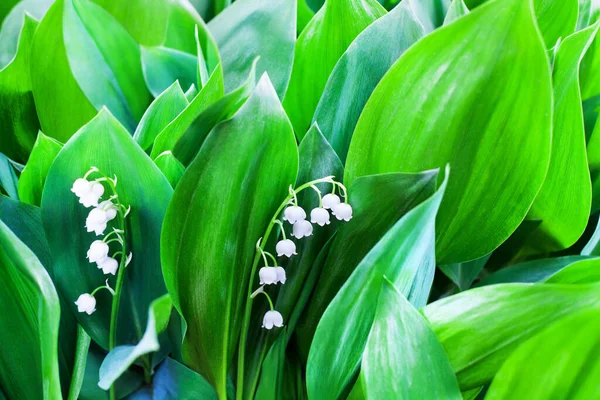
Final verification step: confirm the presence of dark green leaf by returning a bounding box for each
[439,253,490,290]
[0,152,18,198]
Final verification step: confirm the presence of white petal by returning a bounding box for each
[71,178,89,196]
[283,206,306,224]
[98,257,119,275]
[275,267,286,284]
[292,220,313,239]
[310,208,330,226]
[276,239,296,257]
[87,240,109,263]
[259,267,279,285]
[322,193,341,209]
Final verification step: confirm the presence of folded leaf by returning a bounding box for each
[544,258,600,284]
[438,253,489,290]
[345,0,552,263]
[141,47,198,98]
[0,152,18,198]
[150,358,218,399]
[154,151,185,188]
[443,0,469,24]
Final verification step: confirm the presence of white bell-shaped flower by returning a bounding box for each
[78,181,105,208]
[99,200,118,221]
[283,206,306,224]
[310,207,330,226]
[86,208,109,236]
[75,293,96,315]
[262,310,284,329]
[322,193,341,210]
[276,239,297,257]
[71,178,89,197]
[292,220,313,239]
[97,257,119,275]
[275,267,286,284]
[332,203,353,222]
[87,240,109,263]
[259,267,279,285]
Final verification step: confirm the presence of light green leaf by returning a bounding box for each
[306,168,448,400]
[0,152,18,199]
[99,295,173,390]
[160,75,298,398]
[486,308,600,399]
[443,0,469,24]
[141,47,198,98]
[544,258,600,284]
[423,283,600,390]
[207,0,296,98]
[18,132,63,206]
[134,82,189,151]
[0,13,40,163]
[0,219,61,400]
[312,0,426,162]
[361,278,461,399]
[527,24,598,250]
[345,0,552,263]
[534,0,578,48]
[154,151,185,188]
[283,0,385,137]
[41,109,173,349]
[439,253,490,291]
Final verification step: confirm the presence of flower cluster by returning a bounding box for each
[71,167,132,315]
[254,178,353,330]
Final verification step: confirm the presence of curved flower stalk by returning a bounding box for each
[236,176,352,399]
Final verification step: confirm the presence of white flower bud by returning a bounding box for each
[332,203,353,222]
[99,200,117,221]
[86,208,109,236]
[292,220,313,239]
[276,239,297,257]
[310,207,330,226]
[87,240,109,263]
[259,267,279,285]
[97,257,119,275]
[275,267,286,284]
[322,193,341,209]
[262,310,284,330]
[75,293,96,315]
[283,206,306,224]
[78,181,105,208]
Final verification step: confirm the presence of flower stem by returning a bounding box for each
[235,176,334,400]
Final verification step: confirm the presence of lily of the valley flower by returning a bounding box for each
[259,266,286,285]
[276,239,297,257]
[262,310,284,330]
[283,206,306,224]
[86,208,109,236]
[98,200,118,220]
[72,179,105,208]
[332,203,353,222]
[310,207,330,226]
[292,220,313,239]
[87,240,109,263]
[75,293,96,315]
[322,193,341,209]
[97,257,119,275]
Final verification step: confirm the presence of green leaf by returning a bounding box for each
[544,258,600,284]
[527,24,598,250]
[141,47,198,98]
[485,308,600,399]
[582,217,600,255]
[306,168,448,400]
[99,295,173,390]
[438,253,490,291]
[41,109,173,349]
[160,75,298,398]
[0,152,18,199]
[207,0,296,98]
[443,0,469,24]
[423,283,600,390]
[133,82,189,151]
[154,151,185,188]
[312,0,426,162]
[18,132,63,206]
[283,0,385,137]
[361,278,461,399]
[149,358,218,399]
[0,13,40,163]
[534,0,578,48]
[345,0,552,263]
[0,219,62,399]
[296,169,439,355]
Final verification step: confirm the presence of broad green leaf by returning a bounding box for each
[544,258,600,284]
[298,0,314,33]
[134,82,189,151]
[0,14,40,163]
[18,132,63,206]
[578,0,600,29]
[361,279,461,399]
[283,0,385,137]
[161,75,298,398]
[345,0,552,263]
[582,216,600,254]
[41,109,173,349]
[527,25,598,250]
[439,253,490,290]
[477,255,593,286]
[99,295,173,390]
[141,47,198,98]
[0,152,18,198]
[207,0,296,98]
[312,0,426,162]
[534,0,578,48]
[296,169,439,355]
[148,358,218,399]
[443,0,469,24]
[154,151,185,188]
[486,309,600,399]
[423,283,600,390]
[306,169,448,400]
[0,219,61,400]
